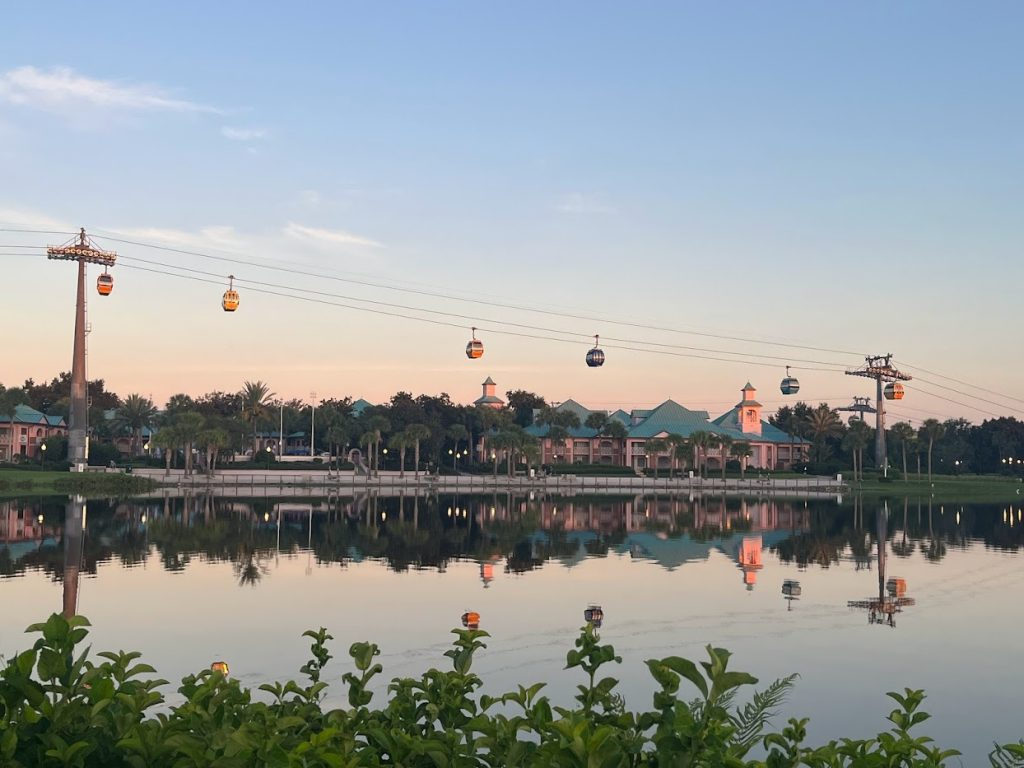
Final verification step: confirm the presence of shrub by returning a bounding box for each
[1,614,1021,766]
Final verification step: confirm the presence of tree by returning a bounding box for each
[689,431,714,478]
[447,423,469,457]
[601,420,628,440]
[666,433,687,478]
[644,438,668,477]
[842,421,871,482]
[889,422,915,482]
[731,441,753,479]
[717,435,734,480]
[173,413,205,476]
[388,431,412,477]
[505,390,547,426]
[152,426,179,474]
[197,427,229,474]
[920,419,945,482]
[584,412,609,432]
[806,404,842,463]
[239,381,275,457]
[490,430,516,478]
[114,394,158,457]
[405,423,431,478]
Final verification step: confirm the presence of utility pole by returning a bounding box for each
[310,391,317,457]
[47,229,117,472]
[845,355,911,476]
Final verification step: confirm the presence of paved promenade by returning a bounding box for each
[132,468,846,498]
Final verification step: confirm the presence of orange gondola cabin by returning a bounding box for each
[96,271,113,296]
[222,275,240,312]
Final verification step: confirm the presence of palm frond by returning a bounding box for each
[730,674,798,753]
[990,741,1024,768]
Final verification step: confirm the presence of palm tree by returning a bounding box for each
[644,438,668,477]
[705,434,722,477]
[404,423,431,478]
[388,431,412,477]
[672,436,692,477]
[842,424,869,482]
[447,423,469,459]
[889,422,915,483]
[490,430,516,478]
[152,425,180,475]
[197,427,229,474]
[717,435,734,480]
[584,411,608,432]
[731,441,753,479]
[920,419,945,482]
[114,393,158,457]
[807,404,842,463]
[174,413,205,476]
[239,381,275,457]
[365,415,391,472]
[689,431,713,478]
[663,433,685,478]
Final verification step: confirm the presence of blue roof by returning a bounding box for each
[1,404,64,427]
[626,400,711,438]
[351,398,374,416]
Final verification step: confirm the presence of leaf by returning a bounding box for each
[656,656,709,699]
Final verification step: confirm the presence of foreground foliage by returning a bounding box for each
[1,615,1021,767]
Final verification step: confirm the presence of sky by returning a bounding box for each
[2,2,1022,426]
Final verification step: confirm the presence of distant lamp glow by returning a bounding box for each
[37,514,44,524]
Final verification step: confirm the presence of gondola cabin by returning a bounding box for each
[461,611,480,630]
[466,327,484,359]
[886,578,907,598]
[210,661,230,677]
[586,335,605,367]
[96,272,113,296]
[222,275,240,312]
[780,366,799,395]
[583,604,604,627]
[883,382,905,400]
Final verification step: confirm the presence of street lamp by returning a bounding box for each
[40,442,47,468]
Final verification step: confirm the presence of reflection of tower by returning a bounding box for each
[737,535,763,590]
[63,495,86,618]
[847,502,916,627]
[782,580,801,610]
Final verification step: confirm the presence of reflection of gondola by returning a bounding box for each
[461,611,480,630]
[210,661,230,677]
[782,579,801,611]
[847,503,916,628]
[584,604,604,628]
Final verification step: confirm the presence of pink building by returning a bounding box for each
[0,405,67,462]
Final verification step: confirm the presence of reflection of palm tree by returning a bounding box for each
[892,499,915,557]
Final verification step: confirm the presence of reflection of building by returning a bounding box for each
[737,535,764,590]
[520,384,808,470]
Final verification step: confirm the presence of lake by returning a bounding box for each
[2,491,1022,762]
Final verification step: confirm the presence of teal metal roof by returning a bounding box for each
[351,399,374,416]
[626,400,712,438]
[1,404,57,425]
[609,409,631,425]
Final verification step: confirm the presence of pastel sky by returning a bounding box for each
[2,2,1022,425]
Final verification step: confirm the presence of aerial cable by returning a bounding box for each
[89,232,868,359]
[113,262,843,371]
[902,361,1024,407]
[113,252,853,369]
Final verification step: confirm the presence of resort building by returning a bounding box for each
[473,377,505,409]
[0,405,67,462]
[508,382,807,471]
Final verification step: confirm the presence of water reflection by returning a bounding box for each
[3,493,1024,615]
[846,502,916,628]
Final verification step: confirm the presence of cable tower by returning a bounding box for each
[845,355,911,475]
[47,229,117,471]
[838,396,876,423]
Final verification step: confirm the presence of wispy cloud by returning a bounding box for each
[0,65,222,114]
[105,224,247,252]
[554,193,616,215]
[284,222,382,248]
[221,126,266,141]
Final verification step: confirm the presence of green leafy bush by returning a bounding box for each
[1,614,1021,767]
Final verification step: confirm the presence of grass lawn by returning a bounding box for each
[0,468,154,498]
[853,474,1024,502]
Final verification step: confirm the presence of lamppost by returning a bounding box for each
[381,447,388,471]
[449,448,464,470]
[40,442,47,469]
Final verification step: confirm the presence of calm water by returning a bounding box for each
[2,492,1023,762]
